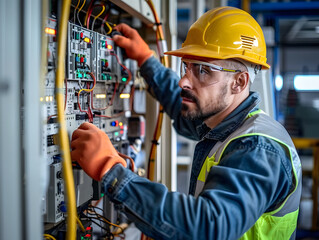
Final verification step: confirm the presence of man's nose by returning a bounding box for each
[178,73,193,90]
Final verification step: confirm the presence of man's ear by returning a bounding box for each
[231,71,249,94]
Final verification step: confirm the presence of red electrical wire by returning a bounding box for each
[92,49,133,117]
[86,82,94,122]
[95,84,134,119]
[77,72,96,122]
[90,82,118,111]
[101,10,110,28]
[118,151,135,172]
[84,0,95,27]
[86,4,105,29]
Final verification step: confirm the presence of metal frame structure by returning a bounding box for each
[0,0,43,239]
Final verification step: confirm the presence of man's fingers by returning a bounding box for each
[78,122,93,130]
[70,149,81,162]
[113,34,132,49]
[114,23,136,38]
[71,128,88,141]
[70,137,82,150]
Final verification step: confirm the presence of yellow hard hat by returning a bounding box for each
[165,6,270,69]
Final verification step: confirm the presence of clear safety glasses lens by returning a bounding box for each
[180,60,241,86]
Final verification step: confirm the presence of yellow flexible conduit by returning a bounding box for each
[55,0,77,239]
[143,3,168,239]
[145,0,168,182]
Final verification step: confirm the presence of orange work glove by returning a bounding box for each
[71,122,127,181]
[113,23,153,67]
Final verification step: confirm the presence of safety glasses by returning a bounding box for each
[180,59,242,87]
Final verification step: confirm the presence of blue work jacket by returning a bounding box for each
[101,57,296,239]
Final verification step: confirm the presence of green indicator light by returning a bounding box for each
[78,73,83,78]
[83,73,87,78]
[114,132,119,136]
[101,193,104,197]
[122,77,127,82]
[102,74,106,80]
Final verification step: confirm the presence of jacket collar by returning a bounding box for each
[196,92,260,141]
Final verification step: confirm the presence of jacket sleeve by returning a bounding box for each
[101,136,293,240]
[139,56,202,140]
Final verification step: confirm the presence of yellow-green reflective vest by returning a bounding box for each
[195,110,302,239]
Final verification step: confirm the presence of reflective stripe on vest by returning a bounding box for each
[194,110,302,239]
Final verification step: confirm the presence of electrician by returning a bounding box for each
[71,7,301,239]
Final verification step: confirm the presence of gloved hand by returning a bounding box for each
[113,23,153,67]
[71,122,127,181]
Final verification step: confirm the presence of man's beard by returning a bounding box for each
[180,85,228,121]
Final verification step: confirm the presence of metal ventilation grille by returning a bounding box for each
[241,35,255,49]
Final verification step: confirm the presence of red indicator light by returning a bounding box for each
[120,130,124,134]
[84,233,91,237]
[86,226,92,231]
[107,44,113,50]
[80,32,84,38]
[45,27,56,35]
[120,126,124,130]
[115,120,119,126]
[80,57,84,63]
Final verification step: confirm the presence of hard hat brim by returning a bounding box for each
[165,46,270,70]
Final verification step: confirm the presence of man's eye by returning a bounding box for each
[199,66,210,75]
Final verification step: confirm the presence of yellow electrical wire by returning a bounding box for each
[43,234,57,240]
[73,0,81,23]
[93,5,105,22]
[56,0,77,239]
[90,4,106,30]
[76,0,86,26]
[78,0,86,14]
[78,80,95,97]
[87,210,124,231]
[75,0,81,10]
[104,22,113,34]
[76,216,86,232]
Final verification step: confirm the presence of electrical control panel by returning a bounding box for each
[43,18,136,225]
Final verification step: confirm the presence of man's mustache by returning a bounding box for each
[180,89,198,104]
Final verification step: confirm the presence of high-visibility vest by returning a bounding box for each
[195,110,302,239]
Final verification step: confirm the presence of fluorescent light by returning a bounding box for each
[294,75,319,91]
[45,27,56,35]
[95,94,106,99]
[120,93,130,99]
[275,75,283,91]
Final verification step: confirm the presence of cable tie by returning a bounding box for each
[154,22,162,26]
[151,140,159,145]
